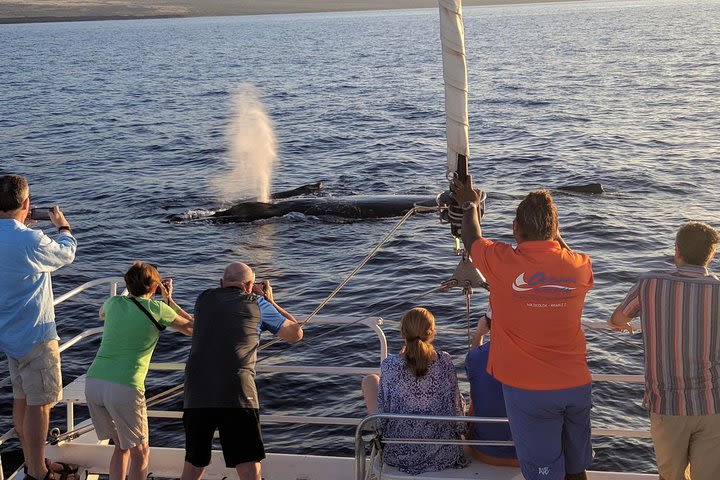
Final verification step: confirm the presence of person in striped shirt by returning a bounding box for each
[609,221,720,480]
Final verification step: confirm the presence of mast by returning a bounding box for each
[438,0,488,298]
[438,0,471,240]
[439,0,470,183]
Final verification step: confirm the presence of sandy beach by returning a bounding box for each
[0,0,586,24]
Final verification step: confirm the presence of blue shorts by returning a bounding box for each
[502,383,593,480]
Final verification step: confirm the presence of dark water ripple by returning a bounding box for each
[2,0,720,475]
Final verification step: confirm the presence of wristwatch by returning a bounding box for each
[58,225,72,234]
[461,200,479,211]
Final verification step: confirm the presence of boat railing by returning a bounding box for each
[1,277,648,479]
[55,314,388,434]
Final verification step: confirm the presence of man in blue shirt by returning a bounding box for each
[466,309,518,466]
[0,174,77,480]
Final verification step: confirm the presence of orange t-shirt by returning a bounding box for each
[471,238,593,390]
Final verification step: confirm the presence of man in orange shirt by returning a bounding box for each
[452,178,594,480]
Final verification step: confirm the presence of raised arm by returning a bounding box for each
[260,280,303,343]
[170,315,193,336]
[469,314,490,349]
[608,282,641,334]
[158,279,194,321]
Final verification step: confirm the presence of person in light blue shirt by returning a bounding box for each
[0,174,77,480]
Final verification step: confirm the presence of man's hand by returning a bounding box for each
[450,175,482,206]
[49,206,71,230]
[608,306,635,334]
[450,175,484,252]
[254,280,273,301]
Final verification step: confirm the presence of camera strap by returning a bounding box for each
[129,297,167,331]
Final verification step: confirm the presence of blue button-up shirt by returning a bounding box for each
[0,219,77,359]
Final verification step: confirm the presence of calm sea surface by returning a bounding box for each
[2,0,720,474]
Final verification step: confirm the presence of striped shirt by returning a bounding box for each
[619,264,720,416]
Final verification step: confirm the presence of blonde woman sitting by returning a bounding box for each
[362,307,469,475]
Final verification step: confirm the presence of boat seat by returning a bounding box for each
[371,452,524,480]
[370,453,648,479]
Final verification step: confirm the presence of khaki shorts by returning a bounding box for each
[8,340,62,406]
[650,412,720,480]
[85,377,148,450]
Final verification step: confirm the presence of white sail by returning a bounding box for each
[438,0,469,175]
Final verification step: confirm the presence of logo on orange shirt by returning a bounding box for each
[512,272,577,292]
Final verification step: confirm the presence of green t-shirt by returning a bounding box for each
[87,296,176,391]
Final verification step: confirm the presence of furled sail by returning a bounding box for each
[438,0,469,176]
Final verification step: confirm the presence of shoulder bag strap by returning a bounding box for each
[129,296,166,331]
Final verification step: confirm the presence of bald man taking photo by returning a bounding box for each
[180,262,302,480]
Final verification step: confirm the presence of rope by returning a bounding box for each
[465,290,472,349]
[257,284,449,365]
[48,205,430,444]
[257,206,421,354]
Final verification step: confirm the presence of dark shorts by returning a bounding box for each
[502,383,593,480]
[183,408,265,468]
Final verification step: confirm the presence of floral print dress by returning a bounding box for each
[376,351,469,475]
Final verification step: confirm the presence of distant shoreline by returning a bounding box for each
[0,15,185,25]
[0,0,587,25]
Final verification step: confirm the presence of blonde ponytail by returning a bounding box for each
[400,307,436,378]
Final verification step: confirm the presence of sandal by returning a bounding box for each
[23,469,55,480]
[23,459,79,480]
[53,462,79,480]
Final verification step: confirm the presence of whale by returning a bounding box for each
[211,194,438,223]
[170,182,605,223]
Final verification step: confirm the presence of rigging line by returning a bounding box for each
[55,205,436,423]
[108,284,450,415]
[55,207,434,423]
[147,383,184,402]
[365,283,458,324]
[465,290,472,349]
[256,206,421,354]
[256,283,449,365]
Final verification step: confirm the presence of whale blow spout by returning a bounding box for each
[213,85,277,203]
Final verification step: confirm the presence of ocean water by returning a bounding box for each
[2,0,720,474]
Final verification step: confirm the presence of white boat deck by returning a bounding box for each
[37,442,659,480]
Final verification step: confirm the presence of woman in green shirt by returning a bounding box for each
[85,262,193,480]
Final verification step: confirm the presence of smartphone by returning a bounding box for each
[156,279,171,295]
[30,207,53,221]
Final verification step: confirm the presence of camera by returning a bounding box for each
[30,207,53,221]
[156,279,171,295]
